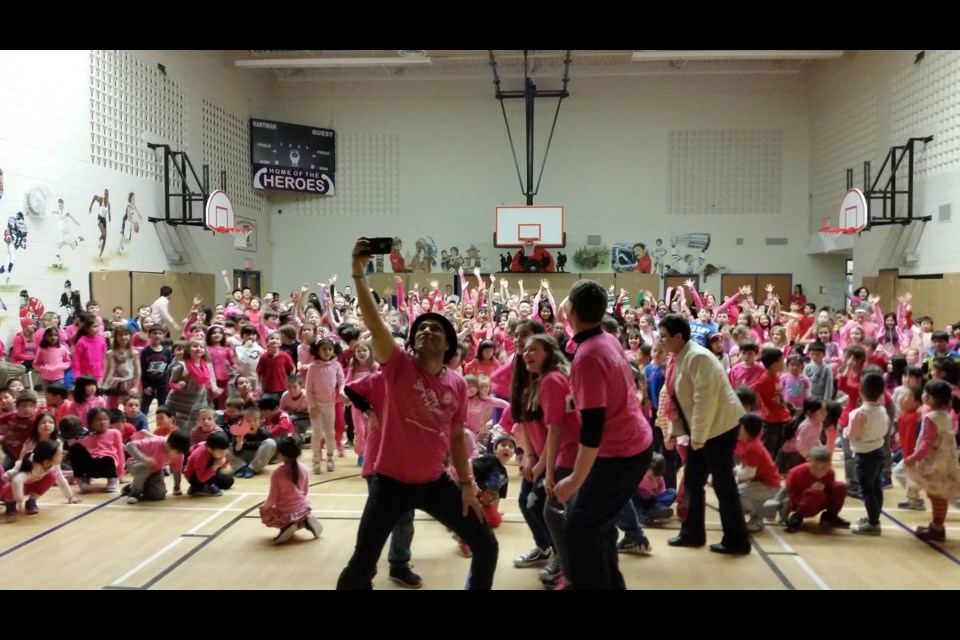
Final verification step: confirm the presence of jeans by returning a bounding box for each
[680,426,749,549]
[338,474,498,590]
[855,448,884,525]
[365,476,415,570]
[227,439,277,474]
[518,476,552,551]
[615,499,648,541]
[565,448,652,590]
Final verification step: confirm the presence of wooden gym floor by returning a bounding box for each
[3,445,960,590]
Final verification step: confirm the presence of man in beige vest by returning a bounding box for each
[657,314,751,555]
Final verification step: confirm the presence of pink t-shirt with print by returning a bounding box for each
[375,348,468,484]
[538,370,582,469]
[570,331,651,458]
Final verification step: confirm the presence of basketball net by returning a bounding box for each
[819,230,840,252]
[521,239,537,257]
[213,225,253,245]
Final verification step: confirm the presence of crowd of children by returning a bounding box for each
[3,272,960,588]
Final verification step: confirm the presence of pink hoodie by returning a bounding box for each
[304,358,344,406]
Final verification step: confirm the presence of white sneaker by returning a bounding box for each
[105,478,119,492]
[274,523,298,544]
[305,514,323,539]
[746,520,765,533]
[312,462,323,475]
[514,547,552,568]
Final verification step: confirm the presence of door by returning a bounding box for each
[232,270,261,297]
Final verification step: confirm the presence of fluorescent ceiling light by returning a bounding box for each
[631,50,843,61]
[236,57,432,69]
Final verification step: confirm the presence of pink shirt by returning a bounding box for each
[490,357,515,398]
[466,396,510,433]
[304,359,345,405]
[262,461,311,515]
[73,335,108,379]
[78,429,125,477]
[280,390,309,414]
[538,370,582,469]
[570,330,652,458]
[784,418,823,457]
[780,372,811,408]
[346,372,387,478]
[184,443,228,482]
[375,348,468,484]
[207,345,234,380]
[297,343,315,370]
[34,345,72,381]
[129,435,182,473]
[67,396,106,427]
[11,332,37,364]
[637,472,666,499]
[728,362,764,389]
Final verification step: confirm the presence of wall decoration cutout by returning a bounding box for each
[664,233,712,275]
[573,245,608,272]
[389,236,439,273]
[509,246,555,273]
[611,242,653,273]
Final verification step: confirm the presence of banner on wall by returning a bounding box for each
[250,119,336,195]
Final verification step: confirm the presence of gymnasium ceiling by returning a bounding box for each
[231,50,844,81]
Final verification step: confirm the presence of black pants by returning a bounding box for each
[337,474,499,590]
[344,406,355,443]
[680,426,749,549]
[855,448,884,525]
[651,426,681,489]
[67,443,118,479]
[565,448,652,590]
[761,421,789,459]
[141,384,169,416]
[187,471,235,491]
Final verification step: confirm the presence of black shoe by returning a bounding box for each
[709,542,751,555]
[667,535,705,548]
[848,489,862,500]
[819,513,851,529]
[785,512,803,532]
[389,565,423,589]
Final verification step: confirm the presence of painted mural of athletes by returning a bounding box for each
[611,242,653,273]
[51,199,84,269]
[665,233,712,275]
[89,188,111,261]
[0,212,28,285]
[117,192,141,255]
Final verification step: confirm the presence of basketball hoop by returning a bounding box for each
[818,221,861,253]
[214,225,253,248]
[520,239,537,258]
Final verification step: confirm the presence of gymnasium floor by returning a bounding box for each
[3,445,959,590]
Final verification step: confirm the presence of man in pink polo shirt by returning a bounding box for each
[337,238,498,591]
[552,279,653,590]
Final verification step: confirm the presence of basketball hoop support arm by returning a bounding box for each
[489,50,571,205]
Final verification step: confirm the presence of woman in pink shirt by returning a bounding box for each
[260,436,323,543]
[11,318,38,368]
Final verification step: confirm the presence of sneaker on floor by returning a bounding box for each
[819,513,850,528]
[459,542,473,557]
[274,523,298,544]
[856,516,870,525]
[389,565,423,589]
[649,507,674,521]
[326,458,335,472]
[916,524,946,542]
[550,572,570,590]
[304,514,323,539]
[617,536,652,555]
[848,489,863,500]
[312,462,323,475]
[539,554,562,584]
[127,494,140,505]
[357,455,364,467]
[105,478,119,492]
[337,445,345,458]
[746,520,765,533]
[194,484,223,497]
[79,478,91,494]
[851,521,881,536]
[5,501,17,516]
[24,499,39,515]
[121,484,132,496]
[344,440,354,450]
[898,497,926,511]
[785,512,804,532]
[882,478,893,489]
[514,546,552,568]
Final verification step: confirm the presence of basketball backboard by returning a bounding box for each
[839,188,868,231]
[495,206,565,247]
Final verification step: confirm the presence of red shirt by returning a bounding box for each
[464,359,499,379]
[256,350,295,393]
[635,255,652,274]
[838,372,861,427]
[265,411,297,439]
[785,463,836,501]
[752,371,792,423]
[374,348,468,484]
[898,410,921,458]
[797,316,816,342]
[570,330,652,458]
[867,352,889,371]
[736,438,780,488]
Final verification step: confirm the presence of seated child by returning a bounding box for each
[260,436,322,544]
[184,430,234,496]
[108,409,137,444]
[2,440,79,515]
[457,432,515,557]
[633,452,676,525]
[227,406,276,478]
[124,397,149,432]
[735,413,782,532]
[153,405,178,437]
[190,408,222,448]
[123,430,191,503]
[776,446,850,532]
[66,407,124,493]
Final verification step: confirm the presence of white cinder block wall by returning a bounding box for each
[264,73,848,308]
[808,50,960,281]
[0,50,272,346]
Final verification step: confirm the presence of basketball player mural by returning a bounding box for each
[89,188,111,261]
[51,199,84,269]
[117,192,141,255]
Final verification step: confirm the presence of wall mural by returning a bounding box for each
[573,245,609,272]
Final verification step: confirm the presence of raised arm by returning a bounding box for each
[458,267,473,306]
[395,277,407,313]
[685,279,704,310]
[352,240,396,365]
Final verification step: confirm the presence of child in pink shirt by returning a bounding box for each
[67,406,124,493]
[34,328,72,388]
[632,453,676,524]
[206,325,237,410]
[780,354,811,409]
[280,375,311,442]
[72,318,108,379]
[463,375,509,457]
[184,431,234,496]
[260,436,322,544]
[777,398,826,474]
[344,342,378,465]
[123,430,190,502]
[728,341,764,389]
[304,338,344,474]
